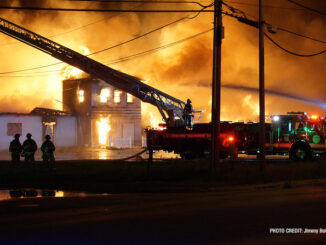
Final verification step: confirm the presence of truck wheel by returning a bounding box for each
[290,144,311,161]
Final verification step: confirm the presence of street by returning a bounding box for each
[1,180,326,244]
[0,147,179,161]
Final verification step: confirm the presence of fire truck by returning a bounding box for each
[236,112,326,160]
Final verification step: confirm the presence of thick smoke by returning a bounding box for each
[129,0,326,123]
[0,0,325,125]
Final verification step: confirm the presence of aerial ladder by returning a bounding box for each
[0,17,188,127]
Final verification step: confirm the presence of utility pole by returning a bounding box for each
[259,0,266,170]
[211,0,222,173]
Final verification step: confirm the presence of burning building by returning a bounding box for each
[63,76,142,147]
[0,74,142,150]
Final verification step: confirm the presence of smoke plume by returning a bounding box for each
[0,0,325,125]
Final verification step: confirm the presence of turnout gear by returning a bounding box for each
[9,134,22,164]
[22,133,37,163]
[41,135,55,168]
[183,99,194,127]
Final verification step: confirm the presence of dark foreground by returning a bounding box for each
[1,180,326,244]
[1,159,326,244]
[1,158,326,192]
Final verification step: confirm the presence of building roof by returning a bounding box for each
[0,107,73,117]
[30,107,73,116]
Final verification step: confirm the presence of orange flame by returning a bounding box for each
[61,46,90,80]
[150,112,164,130]
[96,117,111,145]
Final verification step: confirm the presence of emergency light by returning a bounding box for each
[272,116,280,122]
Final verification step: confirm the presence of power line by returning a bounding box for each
[0,27,213,78]
[0,6,214,12]
[222,3,326,45]
[275,26,326,45]
[0,4,211,75]
[88,17,195,56]
[223,8,326,54]
[0,61,63,75]
[264,32,326,57]
[0,2,145,46]
[105,28,213,64]
[287,0,326,16]
[220,4,326,56]
[0,17,108,46]
[4,7,323,76]
[67,0,212,8]
[224,0,303,11]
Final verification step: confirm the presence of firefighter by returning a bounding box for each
[9,134,22,165]
[183,99,193,127]
[22,133,37,163]
[41,135,55,168]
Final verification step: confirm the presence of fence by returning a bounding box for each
[109,136,132,148]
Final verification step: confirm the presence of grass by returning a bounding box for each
[1,159,326,193]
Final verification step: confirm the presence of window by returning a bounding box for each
[100,88,110,103]
[127,93,133,103]
[78,90,84,103]
[281,121,289,132]
[113,90,122,104]
[7,123,22,136]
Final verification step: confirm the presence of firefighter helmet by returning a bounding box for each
[45,134,51,140]
[14,134,20,138]
[26,133,32,138]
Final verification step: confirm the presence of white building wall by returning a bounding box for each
[0,115,42,150]
[54,116,77,147]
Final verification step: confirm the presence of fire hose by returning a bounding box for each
[116,148,147,162]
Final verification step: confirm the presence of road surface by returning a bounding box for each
[0,180,326,244]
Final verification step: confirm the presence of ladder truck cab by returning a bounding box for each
[244,112,326,160]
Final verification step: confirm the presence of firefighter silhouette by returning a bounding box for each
[22,133,37,163]
[183,99,194,127]
[9,134,22,164]
[41,135,55,167]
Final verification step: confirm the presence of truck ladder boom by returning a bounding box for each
[0,17,185,121]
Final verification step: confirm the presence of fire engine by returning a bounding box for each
[147,111,326,161]
[238,112,326,160]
